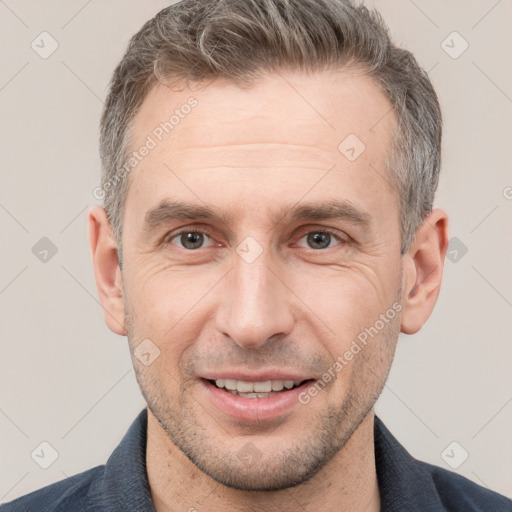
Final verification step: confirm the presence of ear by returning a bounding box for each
[401,209,449,335]
[88,205,126,336]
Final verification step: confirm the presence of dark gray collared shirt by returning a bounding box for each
[2,409,511,511]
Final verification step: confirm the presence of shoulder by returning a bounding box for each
[0,465,105,512]
[1,409,152,512]
[417,459,512,512]
[374,416,512,511]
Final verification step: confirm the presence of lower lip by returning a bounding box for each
[200,379,314,422]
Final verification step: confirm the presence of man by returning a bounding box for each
[2,0,511,511]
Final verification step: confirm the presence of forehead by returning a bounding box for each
[130,69,394,155]
[124,69,397,229]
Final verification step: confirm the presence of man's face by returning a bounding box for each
[121,69,403,490]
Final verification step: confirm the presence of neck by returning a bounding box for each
[147,409,380,512]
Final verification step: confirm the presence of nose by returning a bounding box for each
[214,250,295,350]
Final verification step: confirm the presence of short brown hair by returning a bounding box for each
[99,0,442,263]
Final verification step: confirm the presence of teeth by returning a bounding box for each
[253,381,272,392]
[237,391,276,399]
[213,379,304,393]
[236,380,254,393]
[271,381,284,391]
[224,379,238,390]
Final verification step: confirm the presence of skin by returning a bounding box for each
[89,69,448,512]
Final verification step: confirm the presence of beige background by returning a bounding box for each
[1,0,511,503]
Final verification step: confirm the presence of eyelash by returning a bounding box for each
[164,227,348,250]
[165,228,215,247]
[298,229,348,248]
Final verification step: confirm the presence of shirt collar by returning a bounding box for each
[99,409,443,511]
[100,408,155,511]
[373,416,443,511]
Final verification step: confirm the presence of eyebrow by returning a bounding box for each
[143,198,372,232]
[278,201,371,225]
[144,201,230,231]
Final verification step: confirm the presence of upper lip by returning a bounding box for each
[199,370,314,382]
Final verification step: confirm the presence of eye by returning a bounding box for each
[296,230,346,250]
[168,230,214,250]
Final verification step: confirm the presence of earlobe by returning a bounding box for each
[400,209,449,335]
[88,205,127,336]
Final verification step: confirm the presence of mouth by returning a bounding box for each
[199,377,316,422]
[206,378,312,398]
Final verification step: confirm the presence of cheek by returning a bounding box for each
[294,265,398,337]
[125,266,223,365]
[326,313,400,408]
[128,263,216,323]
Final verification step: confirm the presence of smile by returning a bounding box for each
[211,378,307,398]
[200,377,316,421]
